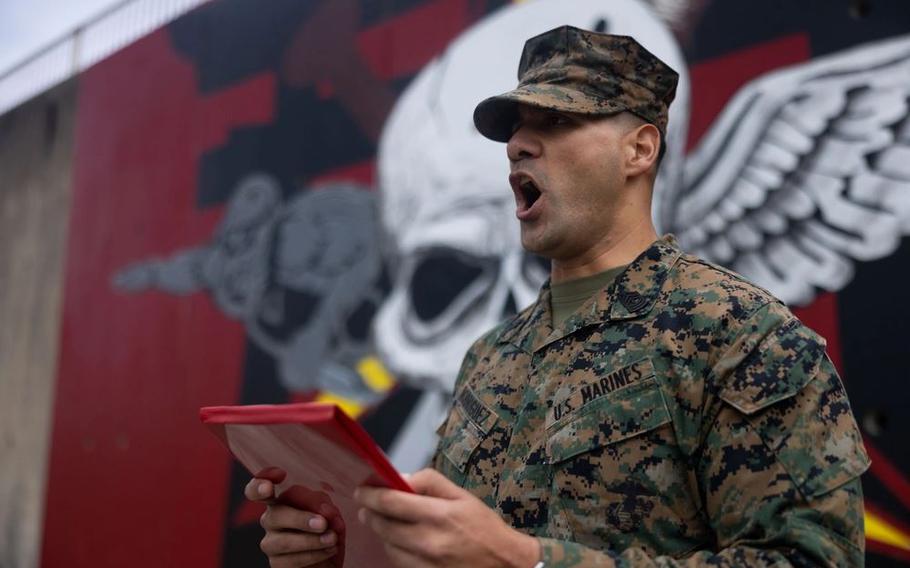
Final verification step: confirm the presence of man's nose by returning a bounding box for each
[507,125,542,162]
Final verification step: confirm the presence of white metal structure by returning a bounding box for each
[0,0,209,116]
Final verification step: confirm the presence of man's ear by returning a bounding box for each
[626,123,660,178]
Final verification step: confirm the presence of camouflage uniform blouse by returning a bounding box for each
[433,236,870,567]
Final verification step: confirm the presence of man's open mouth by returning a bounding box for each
[519,180,542,209]
[510,173,543,215]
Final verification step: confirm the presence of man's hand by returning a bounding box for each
[244,478,339,568]
[354,469,540,568]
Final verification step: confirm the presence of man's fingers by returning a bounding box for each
[358,508,426,549]
[354,486,437,523]
[244,478,275,502]
[407,468,465,499]
[264,545,339,568]
[260,530,337,556]
[385,542,434,568]
[260,505,328,533]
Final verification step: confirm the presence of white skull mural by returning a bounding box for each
[375,0,690,396]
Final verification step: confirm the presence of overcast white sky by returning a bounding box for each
[0,0,121,73]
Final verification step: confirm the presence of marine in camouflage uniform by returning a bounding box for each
[433,26,870,567]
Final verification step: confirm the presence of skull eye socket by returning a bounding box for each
[409,249,494,321]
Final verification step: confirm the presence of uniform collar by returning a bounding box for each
[498,234,683,353]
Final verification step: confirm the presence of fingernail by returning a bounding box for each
[309,516,326,530]
[320,531,336,545]
[357,508,367,524]
[257,482,270,497]
[352,488,361,500]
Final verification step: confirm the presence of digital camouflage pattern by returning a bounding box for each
[433,236,870,567]
[473,26,679,143]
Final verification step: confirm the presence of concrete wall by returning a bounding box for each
[0,80,76,568]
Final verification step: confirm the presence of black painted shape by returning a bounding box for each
[255,287,322,342]
[410,250,493,322]
[168,0,318,93]
[222,520,270,568]
[687,0,910,63]
[358,384,423,450]
[838,236,910,546]
[360,0,435,27]
[195,87,376,208]
[346,262,391,341]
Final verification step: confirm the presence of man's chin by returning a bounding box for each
[520,231,555,259]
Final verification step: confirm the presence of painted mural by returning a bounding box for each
[114,180,390,404]
[41,0,910,566]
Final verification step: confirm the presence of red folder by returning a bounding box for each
[200,402,412,567]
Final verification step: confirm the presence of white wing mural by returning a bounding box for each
[673,34,910,306]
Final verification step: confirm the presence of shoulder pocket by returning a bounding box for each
[719,321,870,498]
[438,386,499,473]
[547,372,671,464]
[718,319,821,414]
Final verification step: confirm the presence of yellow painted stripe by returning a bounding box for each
[357,356,396,392]
[866,511,910,551]
[313,357,397,419]
[314,392,364,419]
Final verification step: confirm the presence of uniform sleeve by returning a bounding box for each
[536,302,871,567]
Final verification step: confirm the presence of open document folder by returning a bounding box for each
[200,402,413,567]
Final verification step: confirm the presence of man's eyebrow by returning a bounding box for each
[514,108,544,125]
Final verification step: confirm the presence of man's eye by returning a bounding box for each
[546,113,570,127]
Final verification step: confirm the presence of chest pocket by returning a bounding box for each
[546,359,687,553]
[546,365,671,463]
[436,385,500,486]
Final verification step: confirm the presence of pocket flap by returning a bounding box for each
[438,386,498,473]
[719,319,825,415]
[547,377,671,464]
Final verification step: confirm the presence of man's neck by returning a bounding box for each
[550,221,659,284]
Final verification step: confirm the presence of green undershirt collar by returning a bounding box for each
[550,264,628,326]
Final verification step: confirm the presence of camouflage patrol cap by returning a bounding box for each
[473,25,679,142]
